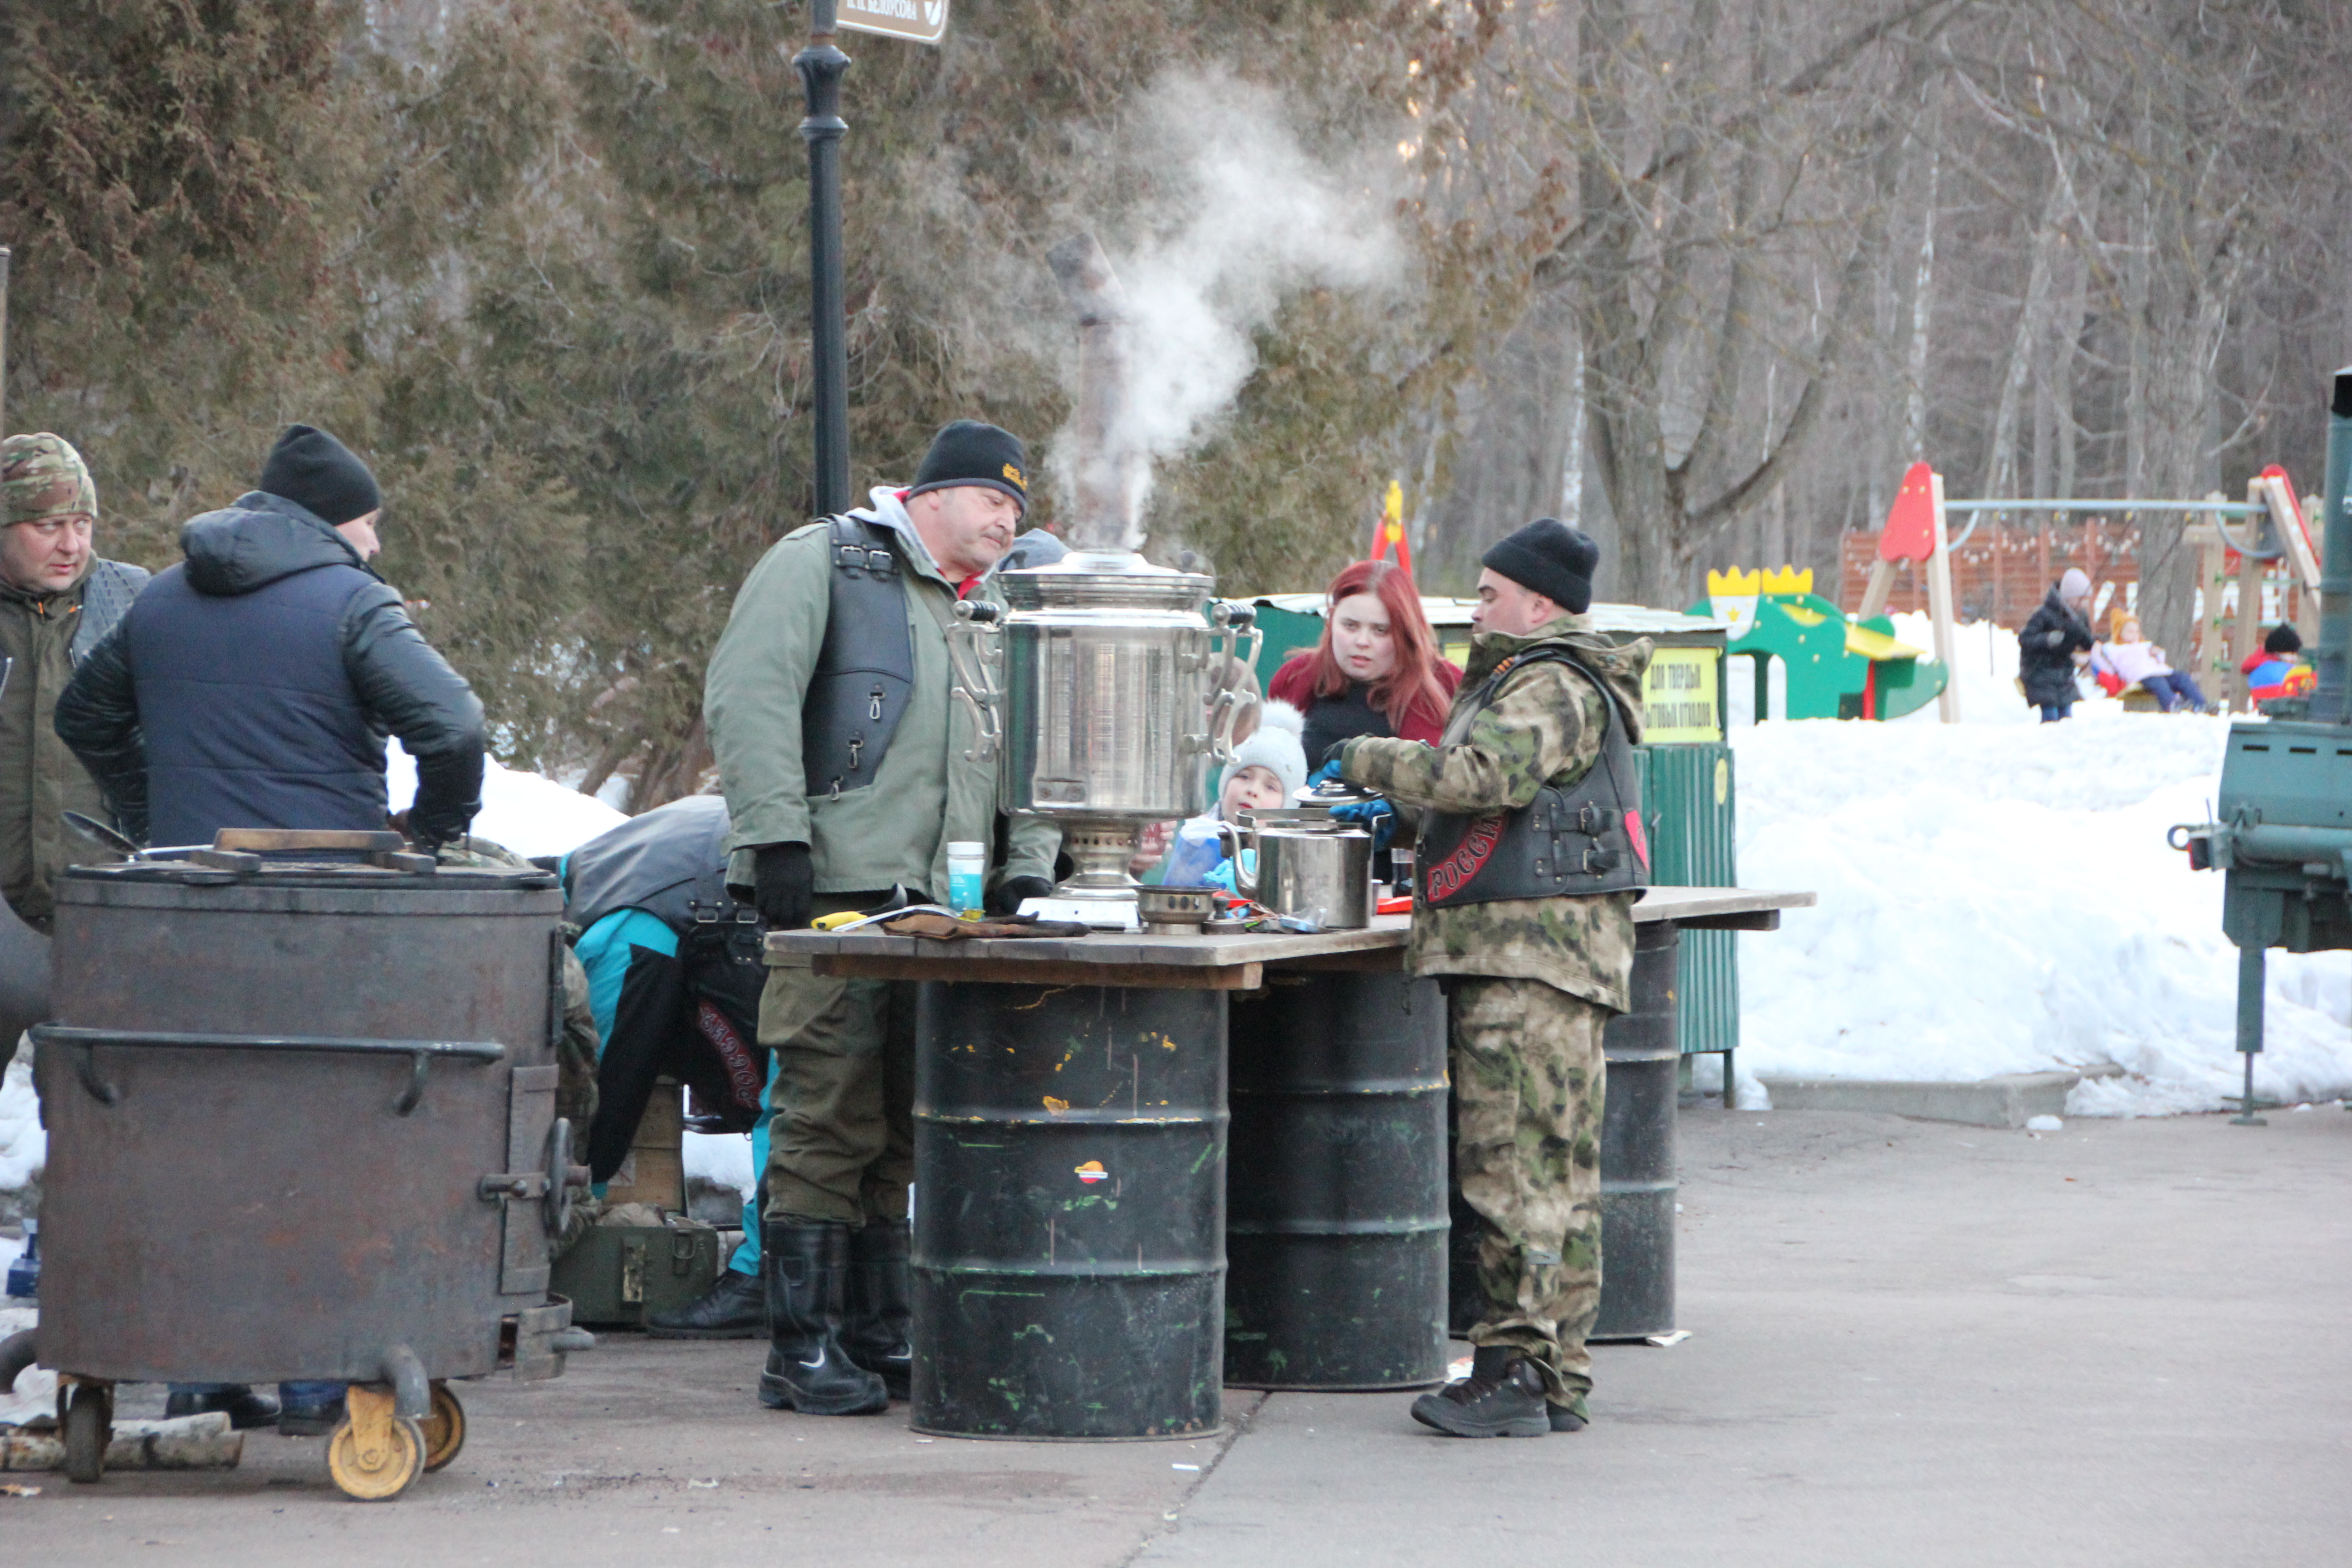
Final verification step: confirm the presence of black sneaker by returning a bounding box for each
[1548,1398,1589,1433]
[1409,1347,1550,1438]
[163,1386,280,1430]
[646,1267,765,1339]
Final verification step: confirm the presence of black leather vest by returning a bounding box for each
[802,514,916,799]
[1419,648,1648,906]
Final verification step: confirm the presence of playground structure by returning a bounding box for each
[1694,567,1947,722]
[1836,461,2322,715]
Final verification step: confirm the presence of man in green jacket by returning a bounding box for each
[705,420,1057,1416]
[1336,517,1649,1440]
[0,434,146,932]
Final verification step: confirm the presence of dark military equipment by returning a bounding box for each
[1420,649,1648,906]
[549,1222,725,1329]
[912,981,1226,1439]
[1225,971,1447,1390]
[803,514,916,799]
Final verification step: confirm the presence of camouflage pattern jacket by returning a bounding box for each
[1340,614,1651,1011]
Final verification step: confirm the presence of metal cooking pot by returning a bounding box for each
[1218,810,1372,930]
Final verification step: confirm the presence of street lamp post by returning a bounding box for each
[795,0,852,518]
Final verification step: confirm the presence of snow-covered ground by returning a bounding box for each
[1725,615,2352,1115]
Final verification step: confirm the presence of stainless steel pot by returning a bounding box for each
[1219,810,1373,930]
[952,551,1258,900]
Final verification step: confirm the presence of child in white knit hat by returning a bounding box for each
[1144,702,1308,887]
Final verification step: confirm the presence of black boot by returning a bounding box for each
[843,1220,913,1400]
[163,1385,280,1431]
[1409,1346,1550,1438]
[646,1266,766,1339]
[758,1221,888,1416]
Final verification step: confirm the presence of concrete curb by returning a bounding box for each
[1755,1070,2084,1128]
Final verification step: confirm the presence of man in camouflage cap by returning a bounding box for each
[1332,516,1650,1439]
[0,434,147,931]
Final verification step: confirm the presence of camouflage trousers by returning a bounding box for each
[757,933,916,1228]
[1450,975,1607,1407]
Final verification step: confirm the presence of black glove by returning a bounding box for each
[987,876,1055,917]
[753,842,816,930]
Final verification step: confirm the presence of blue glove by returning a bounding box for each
[1307,759,1345,789]
[1203,856,1240,894]
[1329,796,1396,850]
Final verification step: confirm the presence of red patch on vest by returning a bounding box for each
[1624,809,1649,870]
[1425,814,1506,904]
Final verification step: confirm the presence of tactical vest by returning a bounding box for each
[802,514,916,799]
[1419,647,1648,907]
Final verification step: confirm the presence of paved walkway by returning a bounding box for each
[6,1107,2347,1565]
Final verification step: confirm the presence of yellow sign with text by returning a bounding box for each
[1642,647,1721,744]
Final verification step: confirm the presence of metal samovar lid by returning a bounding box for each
[997,550,1213,612]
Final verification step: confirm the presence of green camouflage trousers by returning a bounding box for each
[758,925,916,1227]
[1451,975,1607,1407]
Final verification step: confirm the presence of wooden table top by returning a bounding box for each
[765,886,1814,991]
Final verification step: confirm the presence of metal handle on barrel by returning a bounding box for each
[949,600,1005,764]
[30,1024,505,1116]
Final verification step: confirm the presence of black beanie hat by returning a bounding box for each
[906,421,1028,513]
[2265,622,2303,656]
[1482,516,1599,616]
[258,424,382,527]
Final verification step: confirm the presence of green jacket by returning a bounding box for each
[0,559,144,929]
[1340,613,1651,1011]
[704,489,1057,901]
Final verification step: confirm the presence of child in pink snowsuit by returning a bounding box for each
[2092,620,2210,712]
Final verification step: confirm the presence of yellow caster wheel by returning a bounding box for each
[421,1382,465,1472]
[327,1384,426,1501]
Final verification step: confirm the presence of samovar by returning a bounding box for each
[952,552,1258,902]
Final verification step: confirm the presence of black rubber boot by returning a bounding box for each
[843,1220,914,1400]
[1409,1346,1551,1438]
[758,1221,888,1416]
[163,1385,280,1431]
[646,1266,766,1339]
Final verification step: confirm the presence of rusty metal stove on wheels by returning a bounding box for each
[0,830,593,1500]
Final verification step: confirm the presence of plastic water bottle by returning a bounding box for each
[946,841,987,915]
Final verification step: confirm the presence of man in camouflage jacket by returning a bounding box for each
[1338,517,1649,1440]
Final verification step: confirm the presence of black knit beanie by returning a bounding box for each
[258,425,382,527]
[1482,516,1599,615]
[2265,622,2303,656]
[906,421,1028,513]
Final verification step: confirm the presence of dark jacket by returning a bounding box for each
[2017,588,2095,707]
[54,492,485,849]
[0,557,148,928]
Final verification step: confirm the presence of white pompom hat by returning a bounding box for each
[1220,700,1308,801]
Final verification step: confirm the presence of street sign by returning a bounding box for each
[838,0,947,44]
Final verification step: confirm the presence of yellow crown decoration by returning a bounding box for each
[1759,566,1813,596]
[1706,567,1761,596]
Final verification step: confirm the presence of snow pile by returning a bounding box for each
[0,1052,37,1192]
[387,742,627,857]
[1729,707,2352,1114]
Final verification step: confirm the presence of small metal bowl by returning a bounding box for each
[1137,884,1219,933]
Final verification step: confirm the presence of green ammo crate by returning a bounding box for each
[549,1223,726,1329]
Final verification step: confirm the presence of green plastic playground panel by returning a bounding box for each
[1633,742,1740,1056]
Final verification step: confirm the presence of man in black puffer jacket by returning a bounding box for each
[54,424,484,851]
[2017,568,2097,722]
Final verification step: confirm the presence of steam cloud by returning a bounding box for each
[1049,73,1402,549]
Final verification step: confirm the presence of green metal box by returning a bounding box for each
[548,1224,725,1329]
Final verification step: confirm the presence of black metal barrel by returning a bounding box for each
[1593,919,1679,1339]
[911,982,1227,1439]
[35,860,571,1386]
[1225,972,1447,1389]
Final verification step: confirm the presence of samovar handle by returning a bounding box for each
[1205,604,1262,766]
[949,601,1004,764]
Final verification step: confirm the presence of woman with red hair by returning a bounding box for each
[1269,559,1462,770]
